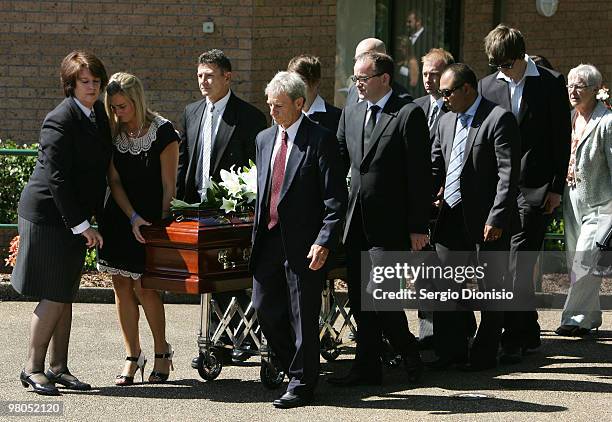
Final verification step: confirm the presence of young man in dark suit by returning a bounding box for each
[430,63,520,371]
[250,71,347,408]
[176,49,268,363]
[176,49,267,203]
[329,51,430,386]
[478,25,571,363]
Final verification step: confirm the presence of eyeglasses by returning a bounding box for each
[350,73,384,83]
[566,84,592,91]
[437,85,462,98]
[488,60,515,70]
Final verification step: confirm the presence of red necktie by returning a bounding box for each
[268,130,288,229]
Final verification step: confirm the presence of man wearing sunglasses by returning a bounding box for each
[328,51,430,386]
[430,63,520,371]
[478,25,571,364]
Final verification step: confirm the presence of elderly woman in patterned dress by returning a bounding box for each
[97,72,179,384]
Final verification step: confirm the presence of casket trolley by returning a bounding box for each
[141,210,355,387]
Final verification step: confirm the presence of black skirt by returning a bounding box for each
[10,216,86,303]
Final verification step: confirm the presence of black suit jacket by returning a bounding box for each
[18,97,112,228]
[414,95,447,144]
[345,82,412,107]
[177,92,267,203]
[431,98,520,242]
[478,66,571,205]
[307,101,342,136]
[338,92,431,247]
[250,117,347,274]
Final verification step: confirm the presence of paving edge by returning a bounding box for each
[1,282,611,309]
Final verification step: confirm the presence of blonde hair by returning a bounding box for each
[104,72,157,138]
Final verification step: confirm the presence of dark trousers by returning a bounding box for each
[251,227,323,397]
[433,203,508,363]
[503,193,546,349]
[345,211,418,376]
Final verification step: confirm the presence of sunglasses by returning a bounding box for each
[437,85,463,98]
[488,59,515,70]
[350,72,384,83]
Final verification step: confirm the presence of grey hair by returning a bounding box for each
[568,64,603,89]
[264,71,306,101]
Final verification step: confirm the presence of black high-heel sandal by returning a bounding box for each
[20,369,60,396]
[45,368,91,391]
[149,343,174,383]
[115,351,146,386]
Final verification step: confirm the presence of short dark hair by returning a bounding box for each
[444,63,478,90]
[287,54,321,86]
[60,50,108,97]
[198,49,232,73]
[484,24,526,63]
[355,51,395,84]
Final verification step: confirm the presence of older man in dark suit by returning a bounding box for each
[478,25,571,363]
[430,63,520,371]
[177,49,267,203]
[329,51,430,386]
[250,71,347,408]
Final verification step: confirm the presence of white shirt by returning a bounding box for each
[71,97,95,235]
[410,27,425,45]
[429,95,444,121]
[270,114,303,174]
[304,94,326,116]
[496,54,540,117]
[456,94,482,135]
[364,89,393,128]
[205,88,231,142]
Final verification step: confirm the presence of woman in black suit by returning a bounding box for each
[11,51,111,395]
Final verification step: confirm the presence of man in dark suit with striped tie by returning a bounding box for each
[430,63,520,371]
[250,71,347,408]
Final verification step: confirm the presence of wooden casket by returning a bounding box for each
[141,210,254,294]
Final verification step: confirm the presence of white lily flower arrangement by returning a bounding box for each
[215,160,258,214]
[596,86,611,109]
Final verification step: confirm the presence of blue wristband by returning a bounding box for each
[130,211,140,225]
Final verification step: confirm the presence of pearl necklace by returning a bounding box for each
[126,122,144,138]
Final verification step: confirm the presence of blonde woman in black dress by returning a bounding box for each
[98,72,179,384]
[11,51,111,395]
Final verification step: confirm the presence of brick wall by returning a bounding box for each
[461,0,612,83]
[0,0,337,144]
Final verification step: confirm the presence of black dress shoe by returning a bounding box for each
[404,354,424,383]
[327,371,382,387]
[20,370,60,396]
[499,347,522,364]
[45,369,91,391]
[272,391,312,409]
[555,325,577,337]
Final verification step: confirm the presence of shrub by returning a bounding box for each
[0,139,37,224]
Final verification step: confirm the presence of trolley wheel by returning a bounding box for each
[320,334,341,361]
[196,351,223,381]
[260,359,285,389]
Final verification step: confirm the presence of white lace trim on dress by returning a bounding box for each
[97,262,141,280]
[114,115,169,155]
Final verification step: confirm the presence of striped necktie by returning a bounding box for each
[428,104,439,130]
[196,103,215,199]
[443,114,470,208]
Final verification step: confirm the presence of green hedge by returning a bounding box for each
[0,139,37,224]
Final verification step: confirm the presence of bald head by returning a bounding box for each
[354,38,386,59]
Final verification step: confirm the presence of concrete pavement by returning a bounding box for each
[0,302,610,421]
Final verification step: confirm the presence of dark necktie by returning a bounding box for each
[363,104,380,152]
[89,109,97,130]
[428,104,439,130]
[268,130,288,230]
